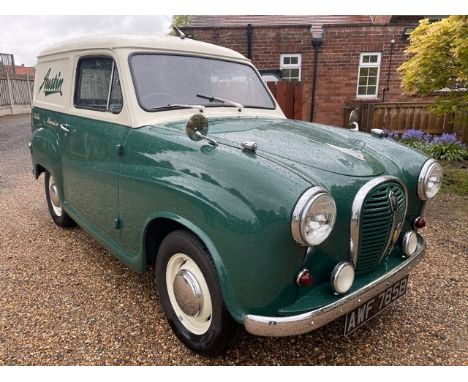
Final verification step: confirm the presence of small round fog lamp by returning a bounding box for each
[403,231,418,257]
[331,261,355,294]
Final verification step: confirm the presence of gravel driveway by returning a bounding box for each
[0,114,466,365]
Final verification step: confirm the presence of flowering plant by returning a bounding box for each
[385,129,467,161]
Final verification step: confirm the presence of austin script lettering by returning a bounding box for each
[38,68,64,96]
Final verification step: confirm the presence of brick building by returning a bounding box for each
[15,64,36,78]
[182,15,437,128]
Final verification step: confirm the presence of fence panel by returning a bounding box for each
[11,77,32,104]
[370,102,467,142]
[346,102,467,143]
[293,84,303,120]
[0,75,33,109]
[266,81,303,120]
[0,79,11,106]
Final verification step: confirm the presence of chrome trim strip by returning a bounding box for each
[291,186,328,246]
[417,159,440,201]
[59,123,70,132]
[419,202,427,219]
[350,175,408,266]
[244,235,426,337]
[106,61,115,111]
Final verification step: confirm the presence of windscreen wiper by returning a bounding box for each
[196,94,244,109]
[152,104,206,111]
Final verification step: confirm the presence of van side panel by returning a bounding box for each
[33,57,71,112]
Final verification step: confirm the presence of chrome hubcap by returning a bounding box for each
[166,253,212,335]
[48,175,62,216]
[173,269,204,317]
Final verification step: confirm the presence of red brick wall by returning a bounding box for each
[184,23,424,126]
[314,24,419,126]
[185,25,313,121]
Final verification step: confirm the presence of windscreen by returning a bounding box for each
[130,54,276,111]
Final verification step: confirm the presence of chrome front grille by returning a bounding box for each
[350,177,407,275]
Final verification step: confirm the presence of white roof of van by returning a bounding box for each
[38,33,248,61]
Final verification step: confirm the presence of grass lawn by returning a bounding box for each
[441,160,468,197]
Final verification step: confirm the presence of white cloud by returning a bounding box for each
[0,15,171,66]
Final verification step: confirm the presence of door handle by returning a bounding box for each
[59,123,70,132]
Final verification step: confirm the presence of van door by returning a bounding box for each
[61,56,127,240]
[32,58,71,194]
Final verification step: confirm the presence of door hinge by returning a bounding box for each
[114,218,122,229]
[116,144,124,156]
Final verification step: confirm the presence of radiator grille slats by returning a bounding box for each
[355,181,406,275]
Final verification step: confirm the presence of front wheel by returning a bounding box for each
[155,230,239,355]
[44,171,75,228]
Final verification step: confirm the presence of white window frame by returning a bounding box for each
[356,52,381,99]
[280,54,302,81]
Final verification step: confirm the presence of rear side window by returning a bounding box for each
[74,57,123,113]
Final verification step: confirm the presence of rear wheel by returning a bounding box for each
[155,230,239,355]
[44,171,75,227]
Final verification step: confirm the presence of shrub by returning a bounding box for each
[429,142,467,161]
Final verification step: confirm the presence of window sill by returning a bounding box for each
[354,97,380,101]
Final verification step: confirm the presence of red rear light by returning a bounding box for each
[414,217,426,229]
[296,269,314,287]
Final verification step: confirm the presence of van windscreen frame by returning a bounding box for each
[129,52,276,112]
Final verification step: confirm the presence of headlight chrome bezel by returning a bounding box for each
[402,231,418,257]
[291,186,337,246]
[417,159,443,200]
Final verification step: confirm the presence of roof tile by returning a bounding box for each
[188,15,374,37]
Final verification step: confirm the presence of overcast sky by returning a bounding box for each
[0,16,171,67]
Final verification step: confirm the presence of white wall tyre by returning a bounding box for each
[155,230,239,355]
[44,170,75,228]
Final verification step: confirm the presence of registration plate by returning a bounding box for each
[344,276,408,335]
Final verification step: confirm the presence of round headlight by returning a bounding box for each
[418,159,443,200]
[291,187,337,246]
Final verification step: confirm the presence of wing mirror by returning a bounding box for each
[186,114,218,146]
[348,108,359,131]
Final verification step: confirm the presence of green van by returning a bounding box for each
[30,34,442,355]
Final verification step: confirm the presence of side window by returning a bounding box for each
[280,54,301,82]
[356,52,381,98]
[109,69,123,113]
[74,57,123,113]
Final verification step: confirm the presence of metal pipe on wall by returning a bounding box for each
[246,23,253,60]
[382,39,395,102]
[310,37,323,122]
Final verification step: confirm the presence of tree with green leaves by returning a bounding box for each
[168,15,191,36]
[399,16,468,115]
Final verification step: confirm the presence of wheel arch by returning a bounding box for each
[142,212,245,323]
[31,127,62,182]
[34,164,47,179]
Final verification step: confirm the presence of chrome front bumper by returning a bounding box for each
[244,234,426,337]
